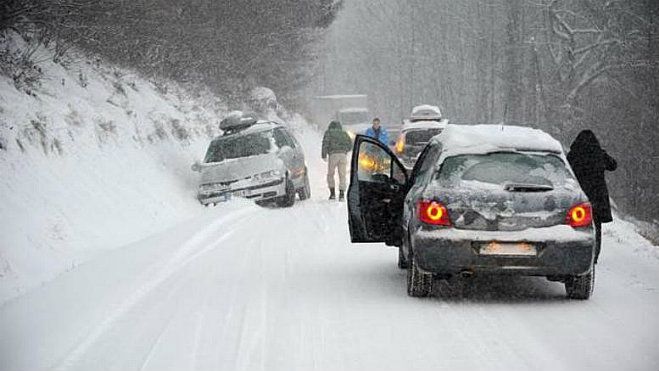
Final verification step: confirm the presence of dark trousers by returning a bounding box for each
[595,221,602,264]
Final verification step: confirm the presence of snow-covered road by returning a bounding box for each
[1,189,659,370]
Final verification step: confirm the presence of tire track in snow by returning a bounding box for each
[54,208,255,371]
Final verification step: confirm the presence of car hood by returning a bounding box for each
[199,153,283,184]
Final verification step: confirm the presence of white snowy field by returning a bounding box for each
[1,122,659,371]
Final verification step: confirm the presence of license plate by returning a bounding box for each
[234,190,248,197]
[480,242,537,256]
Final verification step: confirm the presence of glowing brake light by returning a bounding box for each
[395,135,405,153]
[418,200,451,226]
[566,202,593,228]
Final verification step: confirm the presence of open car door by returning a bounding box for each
[347,135,408,245]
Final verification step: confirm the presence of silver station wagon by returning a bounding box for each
[192,113,310,207]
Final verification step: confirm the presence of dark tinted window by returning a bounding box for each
[405,129,443,145]
[204,132,273,163]
[273,128,295,149]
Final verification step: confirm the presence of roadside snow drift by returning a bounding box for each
[0,32,222,303]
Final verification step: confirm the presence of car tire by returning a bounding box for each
[407,255,432,297]
[298,171,311,201]
[276,177,296,208]
[565,266,595,300]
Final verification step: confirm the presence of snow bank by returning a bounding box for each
[0,32,227,304]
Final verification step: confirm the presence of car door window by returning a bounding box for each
[280,129,297,148]
[357,140,405,184]
[273,128,288,149]
[410,144,437,180]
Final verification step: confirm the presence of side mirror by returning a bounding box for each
[191,161,202,172]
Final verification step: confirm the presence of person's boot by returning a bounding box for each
[338,190,345,201]
[329,188,336,200]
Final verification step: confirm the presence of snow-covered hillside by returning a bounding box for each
[0,33,226,304]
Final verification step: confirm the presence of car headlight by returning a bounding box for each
[252,170,281,181]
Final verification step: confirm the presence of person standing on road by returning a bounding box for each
[567,130,617,264]
[365,117,389,145]
[322,120,353,201]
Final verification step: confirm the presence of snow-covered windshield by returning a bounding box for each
[435,152,573,188]
[405,128,442,145]
[204,132,273,163]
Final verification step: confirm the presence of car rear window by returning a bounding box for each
[435,152,574,188]
[405,129,442,145]
[204,131,273,163]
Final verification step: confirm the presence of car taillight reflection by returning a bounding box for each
[418,200,451,226]
[566,202,593,228]
[395,135,405,154]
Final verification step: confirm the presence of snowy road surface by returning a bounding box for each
[1,192,658,371]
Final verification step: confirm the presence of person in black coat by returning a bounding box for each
[567,130,617,264]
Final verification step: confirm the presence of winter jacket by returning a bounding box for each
[567,130,617,223]
[322,121,353,159]
[365,126,389,145]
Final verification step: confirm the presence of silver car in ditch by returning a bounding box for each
[192,119,310,207]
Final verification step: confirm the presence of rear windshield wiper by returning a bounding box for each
[503,183,554,192]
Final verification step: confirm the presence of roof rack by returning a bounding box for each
[220,112,259,135]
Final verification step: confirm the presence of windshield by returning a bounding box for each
[405,128,443,145]
[204,131,273,163]
[435,152,573,188]
[338,111,369,126]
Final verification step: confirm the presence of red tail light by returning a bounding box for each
[566,202,593,228]
[418,200,451,226]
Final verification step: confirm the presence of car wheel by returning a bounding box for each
[565,266,595,300]
[407,255,432,297]
[397,247,408,269]
[276,177,296,208]
[298,171,311,201]
[398,232,410,269]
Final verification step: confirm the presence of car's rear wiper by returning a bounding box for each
[503,182,554,192]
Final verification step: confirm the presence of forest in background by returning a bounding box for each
[312,0,658,222]
[1,0,657,222]
[1,0,342,106]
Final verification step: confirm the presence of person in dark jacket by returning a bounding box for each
[322,121,353,200]
[567,130,617,264]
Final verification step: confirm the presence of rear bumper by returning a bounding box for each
[411,225,595,276]
[197,178,285,204]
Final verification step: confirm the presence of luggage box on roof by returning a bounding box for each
[220,111,259,132]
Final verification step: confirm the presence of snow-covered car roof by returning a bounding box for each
[410,104,442,121]
[402,118,449,131]
[433,124,564,157]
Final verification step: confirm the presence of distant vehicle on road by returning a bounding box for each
[192,112,310,207]
[310,94,370,137]
[402,104,443,126]
[394,119,448,170]
[347,124,597,299]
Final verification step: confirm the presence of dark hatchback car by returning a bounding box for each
[347,124,596,299]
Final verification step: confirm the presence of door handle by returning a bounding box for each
[382,198,391,203]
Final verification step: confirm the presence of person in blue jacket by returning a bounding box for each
[365,117,389,145]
